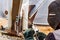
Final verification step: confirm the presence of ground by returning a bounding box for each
[0,18,54,40]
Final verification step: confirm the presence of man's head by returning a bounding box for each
[56,0,60,1]
[56,0,60,3]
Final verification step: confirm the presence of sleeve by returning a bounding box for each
[45,33,55,40]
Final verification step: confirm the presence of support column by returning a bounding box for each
[8,0,13,30]
[22,1,29,29]
[11,0,23,34]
